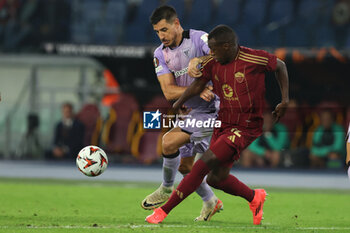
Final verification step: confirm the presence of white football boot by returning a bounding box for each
[195,196,224,221]
[141,184,173,210]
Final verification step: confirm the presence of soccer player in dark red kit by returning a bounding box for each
[146,25,289,225]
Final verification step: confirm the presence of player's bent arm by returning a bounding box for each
[275,58,289,104]
[272,59,289,121]
[173,78,208,111]
[157,73,187,101]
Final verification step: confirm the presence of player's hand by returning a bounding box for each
[188,57,202,78]
[200,85,214,102]
[177,105,192,119]
[272,101,288,123]
[173,101,191,113]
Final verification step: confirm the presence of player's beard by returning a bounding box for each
[165,39,176,48]
[167,34,179,48]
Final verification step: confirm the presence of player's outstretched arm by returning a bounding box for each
[272,58,289,122]
[173,78,208,112]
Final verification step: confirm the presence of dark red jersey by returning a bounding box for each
[201,46,277,132]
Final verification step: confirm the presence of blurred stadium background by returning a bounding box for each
[0,0,350,176]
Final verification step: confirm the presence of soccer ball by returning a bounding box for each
[76,145,108,177]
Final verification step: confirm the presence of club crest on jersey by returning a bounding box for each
[234,72,245,83]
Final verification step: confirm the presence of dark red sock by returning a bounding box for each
[207,174,254,202]
[161,159,211,214]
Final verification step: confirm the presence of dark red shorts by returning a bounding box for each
[209,123,261,168]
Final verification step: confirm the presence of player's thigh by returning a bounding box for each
[162,127,191,150]
[209,134,238,166]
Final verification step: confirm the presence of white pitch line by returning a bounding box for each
[1,225,350,231]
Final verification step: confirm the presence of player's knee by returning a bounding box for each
[200,150,219,169]
[178,162,192,174]
[206,173,220,188]
[162,135,176,155]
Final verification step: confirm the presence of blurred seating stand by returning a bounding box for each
[101,93,140,156]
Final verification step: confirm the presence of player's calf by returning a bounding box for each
[178,156,195,174]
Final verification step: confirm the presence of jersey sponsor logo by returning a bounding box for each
[234,72,245,83]
[222,84,233,98]
[222,84,238,101]
[201,33,209,44]
[153,57,159,68]
[174,67,188,78]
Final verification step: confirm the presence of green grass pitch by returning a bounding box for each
[0,178,350,233]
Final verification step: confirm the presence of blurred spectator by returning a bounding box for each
[332,0,350,48]
[0,0,19,24]
[45,102,85,160]
[309,109,345,169]
[2,0,40,51]
[0,0,19,50]
[16,113,42,159]
[126,0,140,23]
[37,0,71,43]
[241,112,289,168]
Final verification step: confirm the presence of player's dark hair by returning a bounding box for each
[208,24,238,44]
[150,5,177,25]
